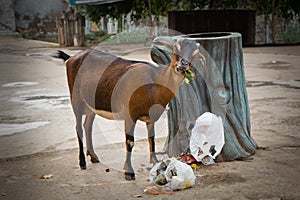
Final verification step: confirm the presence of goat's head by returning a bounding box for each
[153,38,205,78]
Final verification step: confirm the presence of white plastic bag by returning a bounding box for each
[149,158,196,190]
[190,112,224,165]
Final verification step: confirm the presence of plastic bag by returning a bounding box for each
[144,185,174,195]
[190,112,224,165]
[149,158,196,190]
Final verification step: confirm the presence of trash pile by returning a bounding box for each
[190,112,224,165]
[144,112,225,195]
[145,158,196,194]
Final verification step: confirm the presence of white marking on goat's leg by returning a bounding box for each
[84,112,99,163]
[124,120,136,181]
[147,122,158,164]
[74,105,86,169]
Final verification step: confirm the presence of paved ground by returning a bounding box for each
[0,36,299,199]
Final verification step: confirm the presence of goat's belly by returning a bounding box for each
[90,108,151,123]
[84,100,151,122]
[94,110,118,120]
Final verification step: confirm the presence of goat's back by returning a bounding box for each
[66,49,158,109]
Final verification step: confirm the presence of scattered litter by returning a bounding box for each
[190,112,224,165]
[190,163,198,170]
[147,158,196,194]
[144,185,174,195]
[137,168,144,172]
[40,174,53,179]
[177,154,197,164]
[259,146,270,151]
[132,194,143,198]
[146,167,152,171]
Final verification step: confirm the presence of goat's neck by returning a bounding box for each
[169,52,177,70]
[156,63,184,94]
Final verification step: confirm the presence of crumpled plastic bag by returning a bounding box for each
[149,158,196,190]
[190,112,224,165]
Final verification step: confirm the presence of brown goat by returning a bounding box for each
[54,39,205,180]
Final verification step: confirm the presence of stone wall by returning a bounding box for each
[255,14,299,45]
[0,0,16,31]
[14,0,69,38]
[256,15,283,44]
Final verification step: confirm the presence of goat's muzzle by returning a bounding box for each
[175,58,191,75]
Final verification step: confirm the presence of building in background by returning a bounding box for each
[0,0,298,45]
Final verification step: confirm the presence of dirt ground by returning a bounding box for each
[0,36,299,199]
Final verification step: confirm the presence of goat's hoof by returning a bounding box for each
[80,165,87,170]
[150,157,159,165]
[79,160,86,170]
[90,157,100,163]
[124,172,135,181]
[150,158,159,165]
[87,151,100,163]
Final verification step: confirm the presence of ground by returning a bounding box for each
[0,36,299,199]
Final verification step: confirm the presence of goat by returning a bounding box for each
[53,38,205,180]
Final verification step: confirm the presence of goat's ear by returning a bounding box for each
[175,41,181,52]
[192,49,206,67]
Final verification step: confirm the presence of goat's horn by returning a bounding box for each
[193,49,206,67]
[152,39,174,50]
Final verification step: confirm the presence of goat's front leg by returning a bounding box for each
[147,122,159,164]
[123,120,136,181]
[84,112,100,163]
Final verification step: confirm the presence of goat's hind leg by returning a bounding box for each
[74,104,86,170]
[84,111,100,163]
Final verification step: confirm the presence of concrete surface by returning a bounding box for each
[0,36,299,199]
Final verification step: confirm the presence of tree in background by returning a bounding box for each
[82,0,299,43]
[177,0,249,10]
[178,0,299,21]
[82,0,175,33]
[83,1,134,33]
[152,0,173,27]
[250,0,300,43]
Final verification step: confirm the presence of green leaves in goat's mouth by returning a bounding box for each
[184,69,195,84]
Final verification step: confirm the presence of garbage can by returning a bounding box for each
[151,32,257,161]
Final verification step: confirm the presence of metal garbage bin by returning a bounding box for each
[151,32,257,161]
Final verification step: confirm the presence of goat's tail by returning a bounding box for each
[53,50,70,62]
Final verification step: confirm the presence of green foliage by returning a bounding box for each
[250,0,299,20]
[152,0,173,16]
[177,0,299,21]
[82,0,175,25]
[129,0,148,23]
[275,0,300,21]
[250,0,272,16]
[81,0,300,37]
[81,0,134,23]
[101,29,147,44]
[178,0,246,10]
[280,25,300,43]
[85,30,106,41]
